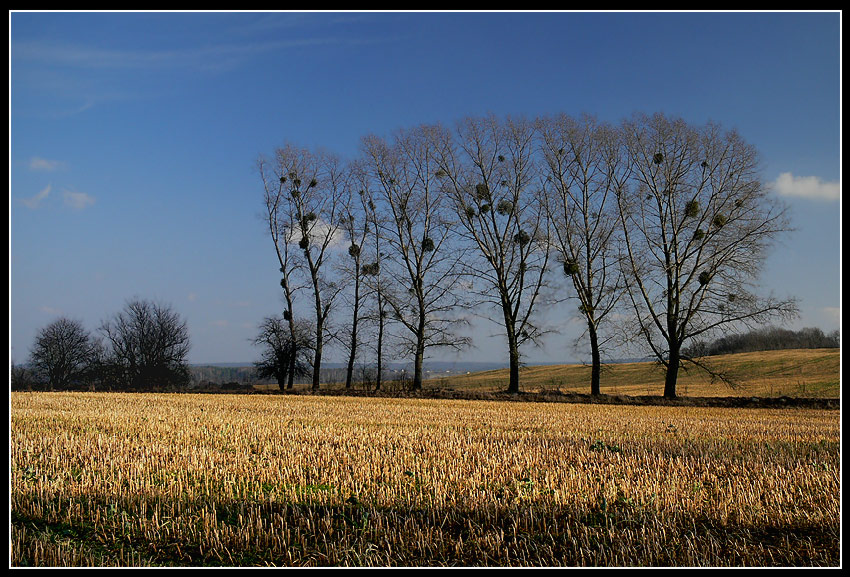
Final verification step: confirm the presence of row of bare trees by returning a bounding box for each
[258,112,797,399]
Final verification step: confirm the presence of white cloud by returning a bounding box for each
[286,217,347,250]
[29,156,65,171]
[188,293,197,302]
[773,172,839,201]
[40,305,62,315]
[21,184,51,209]
[63,190,95,210]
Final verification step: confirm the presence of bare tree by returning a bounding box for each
[615,113,798,398]
[259,153,305,390]
[538,113,627,396]
[28,317,100,390]
[266,144,348,391]
[252,315,314,389]
[337,163,374,390]
[355,174,393,392]
[361,126,470,390]
[432,115,551,394]
[99,298,191,390]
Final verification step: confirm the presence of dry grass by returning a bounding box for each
[434,349,840,398]
[11,391,840,567]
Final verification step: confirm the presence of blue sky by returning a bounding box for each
[9,11,841,366]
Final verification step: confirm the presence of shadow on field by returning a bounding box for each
[12,498,840,567]
[253,387,839,410]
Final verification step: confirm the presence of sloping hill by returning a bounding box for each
[431,348,840,399]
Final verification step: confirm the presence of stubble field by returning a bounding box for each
[10,391,840,567]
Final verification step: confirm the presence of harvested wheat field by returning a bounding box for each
[10,391,840,567]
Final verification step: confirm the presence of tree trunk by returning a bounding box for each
[375,311,384,392]
[412,334,425,391]
[344,320,356,390]
[588,322,601,396]
[287,354,295,390]
[412,305,426,391]
[312,326,322,392]
[345,273,361,390]
[345,340,356,389]
[502,296,521,394]
[664,345,680,399]
[285,295,296,390]
[507,344,520,394]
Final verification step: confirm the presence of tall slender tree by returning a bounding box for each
[259,153,305,390]
[432,115,551,394]
[538,113,627,396]
[355,174,392,392]
[266,144,348,392]
[361,126,470,390]
[338,165,373,390]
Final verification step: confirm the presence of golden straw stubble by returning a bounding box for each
[11,392,840,567]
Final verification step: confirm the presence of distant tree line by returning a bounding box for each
[13,298,191,392]
[256,111,800,399]
[683,326,839,358]
[189,365,260,387]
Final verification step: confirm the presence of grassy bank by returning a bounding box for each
[423,348,840,399]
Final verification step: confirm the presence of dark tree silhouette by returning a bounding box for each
[252,315,315,389]
[28,317,100,390]
[99,298,191,390]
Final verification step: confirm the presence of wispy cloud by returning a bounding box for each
[21,184,51,209]
[12,37,321,115]
[12,19,396,117]
[63,190,96,210]
[773,172,839,202]
[29,156,66,171]
[12,37,345,74]
[821,307,840,326]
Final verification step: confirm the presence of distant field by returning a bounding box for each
[424,349,840,399]
[11,391,839,567]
